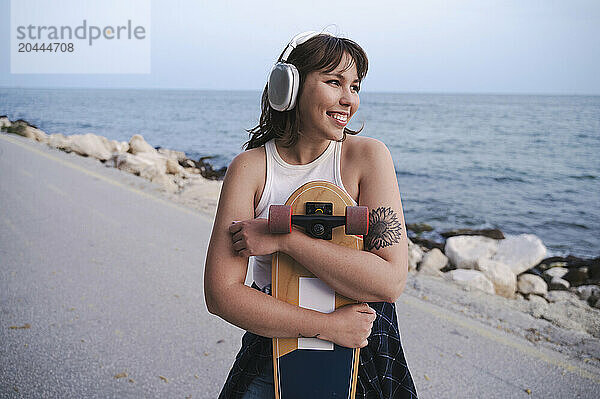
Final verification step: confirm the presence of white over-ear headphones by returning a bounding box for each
[268,31,334,112]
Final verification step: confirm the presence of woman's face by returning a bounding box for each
[297,52,360,141]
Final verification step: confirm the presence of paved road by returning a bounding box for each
[1,132,599,398]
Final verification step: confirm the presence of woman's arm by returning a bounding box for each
[282,139,408,302]
[204,150,375,347]
[230,139,408,303]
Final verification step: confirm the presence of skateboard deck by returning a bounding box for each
[269,180,368,399]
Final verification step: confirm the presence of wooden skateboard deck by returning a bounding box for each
[271,180,364,399]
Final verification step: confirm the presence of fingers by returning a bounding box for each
[232,240,246,251]
[228,221,242,233]
[357,303,375,314]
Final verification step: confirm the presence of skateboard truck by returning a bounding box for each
[269,203,369,240]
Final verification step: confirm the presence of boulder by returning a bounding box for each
[545,290,578,303]
[5,120,48,143]
[517,273,548,296]
[110,152,162,176]
[527,294,548,305]
[0,116,11,129]
[47,133,71,150]
[548,276,570,291]
[445,269,495,295]
[67,133,113,161]
[419,248,447,270]
[526,294,549,318]
[575,285,600,303]
[491,234,547,275]
[418,248,447,277]
[157,147,187,163]
[543,267,568,280]
[407,238,424,272]
[106,139,129,154]
[445,235,499,269]
[128,134,156,155]
[166,158,185,175]
[476,258,517,298]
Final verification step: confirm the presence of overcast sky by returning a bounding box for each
[1,0,599,94]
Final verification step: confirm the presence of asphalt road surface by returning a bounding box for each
[1,132,599,398]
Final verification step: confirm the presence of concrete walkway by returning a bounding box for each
[1,132,599,398]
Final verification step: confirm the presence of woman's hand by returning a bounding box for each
[320,303,376,348]
[229,218,284,258]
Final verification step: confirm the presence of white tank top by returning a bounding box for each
[251,138,357,290]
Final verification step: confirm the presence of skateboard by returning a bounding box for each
[268,180,369,399]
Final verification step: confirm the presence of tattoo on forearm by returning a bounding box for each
[298,333,320,339]
[365,207,403,250]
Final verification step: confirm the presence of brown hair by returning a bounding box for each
[244,34,368,150]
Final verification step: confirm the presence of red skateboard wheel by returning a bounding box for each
[268,205,292,233]
[345,206,369,235]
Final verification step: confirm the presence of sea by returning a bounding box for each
[1,88,598,259]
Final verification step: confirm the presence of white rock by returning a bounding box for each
[166,158,185,175]
[67,133,112,161]
[110,152,157,176]
[445,235,499,269]
[183,159,196,168]
[491,234,547,275]
[527,294,549,318]
[106,139,129,153]
[419,248,448,271]
[407,239,423,272]
[128,134,156,155]
[545,290,578,303]
[11,121,48,143]
[576,285,600,302]
[549,276,570,290]
[527,294,548,305]
[140,163,166,181]
[544,267,568,279]
[158,148,187,163]
[47,133,71,150]
[0,116,12,128]
[476,258,517,298]
[446,269,495,295]
[136,152,167,174]
[517,273,548,296]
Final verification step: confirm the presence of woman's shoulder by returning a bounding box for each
[228,146,267,208]
[229,146,266,180]
[344,135,390,163]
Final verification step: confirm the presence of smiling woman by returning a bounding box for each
[204,31,418,399]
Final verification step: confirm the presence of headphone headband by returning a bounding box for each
[280,30,334,62]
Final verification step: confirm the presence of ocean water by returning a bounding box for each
[1,88,598,259]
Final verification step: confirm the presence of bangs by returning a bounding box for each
[288,34,369,82]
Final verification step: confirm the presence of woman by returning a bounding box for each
[204,31,418,399]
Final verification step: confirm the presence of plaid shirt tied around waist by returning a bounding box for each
[219,283,418,399]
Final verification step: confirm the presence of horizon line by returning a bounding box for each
[1,85,599,97]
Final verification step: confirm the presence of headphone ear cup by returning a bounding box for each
[268,63,300,111]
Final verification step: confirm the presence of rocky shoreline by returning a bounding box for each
[2,115,599,341]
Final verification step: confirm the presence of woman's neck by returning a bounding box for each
[274,135,331,165]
